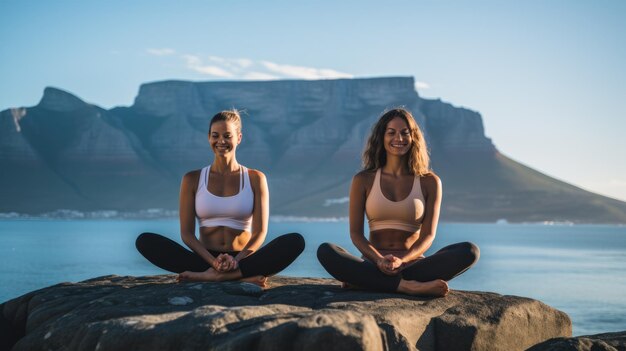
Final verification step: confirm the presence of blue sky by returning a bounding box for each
[1,0,625,201]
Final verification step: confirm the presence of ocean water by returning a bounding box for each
[1,220,625,336]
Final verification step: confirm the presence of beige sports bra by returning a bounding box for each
[365,168,425,233]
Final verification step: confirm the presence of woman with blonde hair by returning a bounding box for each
[136,110,304,286]
[318,108,479,296]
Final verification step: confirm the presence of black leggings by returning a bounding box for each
[136,232,305,278]
[317,242,479,292]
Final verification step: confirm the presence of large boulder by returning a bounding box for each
[1,275,571,351]
[528,331,626,351]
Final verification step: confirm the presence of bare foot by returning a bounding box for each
[397,279,449,297]
[177,268,221,282]
[240,275,268,288]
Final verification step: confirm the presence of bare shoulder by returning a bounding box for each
[420,172,442,194]
[247,168,267,186]
[353,170,375,183]
[180,169,201,195]
[352,170,376,192]
[182,169,201,184]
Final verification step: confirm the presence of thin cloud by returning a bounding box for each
[414,81,430,90]
[183,55,234,78]
[147,48,176,56]
[234,58,253,68]
[151,52,354,80]
[207,56,254,71]
[192,66,234,77]
[261,61,353,79]
[146,52,354,80]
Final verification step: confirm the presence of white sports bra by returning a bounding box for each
[195,165,254,231]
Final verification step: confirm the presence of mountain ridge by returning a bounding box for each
[1,77,625,223]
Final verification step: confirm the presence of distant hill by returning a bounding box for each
[1,77,625,223]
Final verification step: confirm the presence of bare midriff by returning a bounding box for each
[199,226,251,252]
[368,228,423,265]
[370,228,420,252]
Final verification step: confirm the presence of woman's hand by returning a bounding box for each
[214,254,238,272]
[376,255,403,275]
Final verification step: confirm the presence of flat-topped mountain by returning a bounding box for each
[1,77,625,223]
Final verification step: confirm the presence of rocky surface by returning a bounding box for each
[528,331,626,351]
[1,275,571,351]
[2,77,626,222]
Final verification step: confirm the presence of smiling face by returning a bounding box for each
[209,120,242,156]
[383,117,412,157]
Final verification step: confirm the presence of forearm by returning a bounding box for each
[234,232,266,261]
[182,234,216,265]
[401,234,435,262]
[351,234,385,263]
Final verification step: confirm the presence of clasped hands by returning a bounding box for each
[376,254,404,275]
[211,253,238,272]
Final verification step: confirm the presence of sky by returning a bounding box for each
[1,0,625,201]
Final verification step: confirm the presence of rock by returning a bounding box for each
[1,275,571,351]
[167,296,194,306]
[527,331,626,351]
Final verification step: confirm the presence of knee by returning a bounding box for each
[462,242,480,264]
[316,242,334,263]
[284,232,305,254]
[135,232,157,252]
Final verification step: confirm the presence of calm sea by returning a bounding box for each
[1,220,625,336]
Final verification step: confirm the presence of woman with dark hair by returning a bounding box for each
[317,108,479,296]
[136,110,304,287]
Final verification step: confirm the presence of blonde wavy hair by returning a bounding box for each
[362,108,431,176]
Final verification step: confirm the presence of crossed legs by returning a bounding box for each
[136,232,305,286]
[317,241,479,296]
